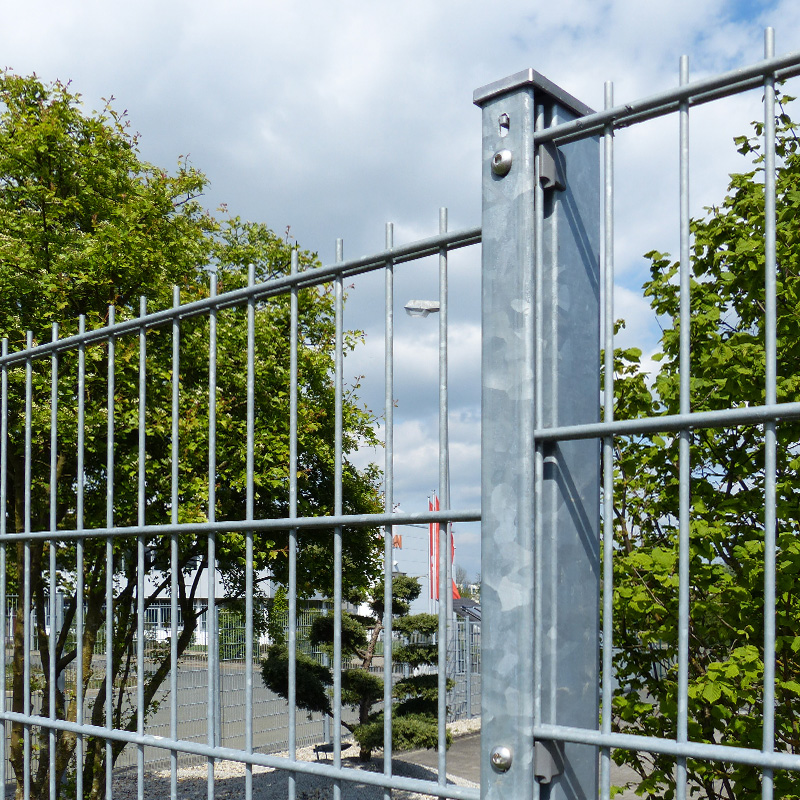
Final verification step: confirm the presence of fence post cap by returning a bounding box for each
[473,68,594,117]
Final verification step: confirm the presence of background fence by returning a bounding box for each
[1,596,480,780]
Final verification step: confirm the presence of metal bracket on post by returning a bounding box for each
[534,739,565,784]
[539,141,566,191]
[475,68,600,800]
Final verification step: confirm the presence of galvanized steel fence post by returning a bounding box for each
[475,71,600,800]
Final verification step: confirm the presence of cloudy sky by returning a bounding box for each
[3,0,799,580]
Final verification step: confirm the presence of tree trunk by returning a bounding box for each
[10,516,47,798]
[356,621,384,760]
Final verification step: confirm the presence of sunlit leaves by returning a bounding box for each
[609,98,800,799]
[0,71,383,796]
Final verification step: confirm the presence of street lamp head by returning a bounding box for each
[404,299,441,318]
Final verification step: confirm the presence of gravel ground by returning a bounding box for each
[112,720,481,800]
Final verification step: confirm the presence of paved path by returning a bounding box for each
[397,732,643,798]
[396,733,481,785]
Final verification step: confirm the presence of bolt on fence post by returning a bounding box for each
[475,70,600,800]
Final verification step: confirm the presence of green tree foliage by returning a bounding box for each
[610,100,800,799]
[454,564,478,600]
[261,574,450,761]
[0,72,382,799]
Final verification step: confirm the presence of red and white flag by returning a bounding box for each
[429,494,461,600]
[429,495,439,600]
[451,532,460,600]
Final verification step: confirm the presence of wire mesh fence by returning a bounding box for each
[7,28,800,800]
[471,29,800,800]
[517,30,800,800]
[1,596,480,784]
[0,204,481,800]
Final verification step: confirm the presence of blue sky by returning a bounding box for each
[2,0,798,580]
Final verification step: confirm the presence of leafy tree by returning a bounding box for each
[454,565,469,598]
[261,574,450,761]
[0,72,382,799]
[609,100,800,799]
[454,564,478,600]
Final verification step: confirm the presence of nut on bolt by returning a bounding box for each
[490,745,513,772]
[491,149,512,177]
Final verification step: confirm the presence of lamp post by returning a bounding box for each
[403,300,440,318]
[404,209,454,683]
[403,297,452,623]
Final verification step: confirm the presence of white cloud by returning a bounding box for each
[1,0,795,580]
[612,285,662,357]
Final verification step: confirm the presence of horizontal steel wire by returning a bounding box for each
[0,508,480,543]
[0,227,481,366]
[0,710,479,800]
[534,401,800,441]
[534,723,800,772]
[534,50,800,145]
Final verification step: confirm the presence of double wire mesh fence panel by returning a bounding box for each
[1,599,396,781]
[0,219,481,800]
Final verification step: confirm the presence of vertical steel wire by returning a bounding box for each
[170,286,180,799]
[383,221,395,800]
[333,239,344,800]
[48,323,59,800]
[440,207,453,697]
[532,100,546,800]
[23,330,32,800]
[437,208,449,786]
[465,617,471,719]
[106,306,116,800]
[207,273,218,800]
[245,264,256,800]
[762,26,777,800]
[463,621,469,713]
[288,249,299,800]
[0,338,7,798]
[600,80,615,800]
[76,315,87,800]
[137,296,147,800]
[546,103,559,726]
[676,54,691,800]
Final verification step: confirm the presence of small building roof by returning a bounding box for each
[453,599,481,623]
